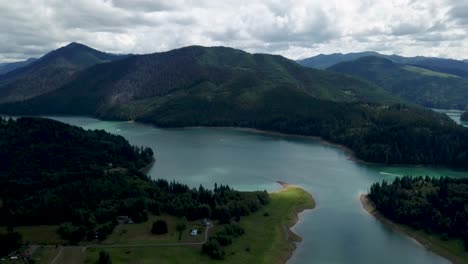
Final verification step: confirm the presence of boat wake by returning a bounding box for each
[379,172,402,177]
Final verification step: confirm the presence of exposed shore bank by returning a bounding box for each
[360,194,468,264]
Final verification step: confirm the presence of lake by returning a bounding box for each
[46,115,467,264]
[433,108,468,127]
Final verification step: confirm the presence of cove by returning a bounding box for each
[46,115,467,264]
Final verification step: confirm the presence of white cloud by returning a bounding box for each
[0,0,467,62]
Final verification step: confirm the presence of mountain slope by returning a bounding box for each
[298,52,468,77]
[0,58,37,75]
[329,56,468,109]
[5,46,468,169]
[0,46,399,119]
[0,42,126,103]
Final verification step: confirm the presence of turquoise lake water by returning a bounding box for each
[44,115,467,264]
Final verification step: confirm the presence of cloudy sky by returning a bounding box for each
[0,0,467,62]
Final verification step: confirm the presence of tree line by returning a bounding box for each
[137,88,468,169]
[368,176,468,249]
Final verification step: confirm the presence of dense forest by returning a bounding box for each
[136,93,468,169]
[462,111,468,122]
[368,176,468,249]
[0,117,268,246]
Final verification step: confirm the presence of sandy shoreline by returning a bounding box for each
[360,194,466,264]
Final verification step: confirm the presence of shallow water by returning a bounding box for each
[46,115,467,264]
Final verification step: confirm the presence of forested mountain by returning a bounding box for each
[329,56,468,109]
[369,177,468,249]
[0,117,268,244]
[0,42,126,103]
[0,45,398,119]
[0,58,36,75]
[298,51,468,75]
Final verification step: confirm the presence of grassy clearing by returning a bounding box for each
[361,195,468,264]
[85,186,315,264]
[104,215,206,245]
[54,247,86,264]
[31,246,62,264]
[14,225,63,244]
[403,65,459,78]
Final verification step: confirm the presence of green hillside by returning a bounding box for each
[298,52,468,77]
[329,56,468,109]
[0,46,398,119]
[0,43,125,103]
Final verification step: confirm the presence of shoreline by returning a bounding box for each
[360,194,467,264]
[274,181,316,264]
[139,159,156,174]
[20,114,468,171]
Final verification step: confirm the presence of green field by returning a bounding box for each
[85,186,315,264]
[5,186,314,264]
[15,225,63,244]
[403,65,459,78]
[103,215,207,245]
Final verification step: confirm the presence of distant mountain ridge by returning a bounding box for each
[0,42,127,103]
[297,52,380,69]
[297,52,468,76]
[0,58,37,75]
[329,56,468,109]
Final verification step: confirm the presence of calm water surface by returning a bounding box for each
[46,115,468,264]
[434,108,468,127]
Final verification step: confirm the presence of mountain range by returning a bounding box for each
[329,56,468,109]
[0,44,398,120]
[298,52,468,109]
[2,43,468,169]
[297,51,468,75]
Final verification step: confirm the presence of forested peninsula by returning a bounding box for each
[364,177,468,264]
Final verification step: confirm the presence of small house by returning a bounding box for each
[190,229,198,236]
